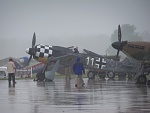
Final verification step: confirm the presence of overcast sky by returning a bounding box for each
[0,0,150,59]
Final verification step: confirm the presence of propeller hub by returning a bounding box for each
[112,41,127,50]
[25,48,30,54]
[26,48,35,55]
[26,32,36,65]
[112,42,122,50]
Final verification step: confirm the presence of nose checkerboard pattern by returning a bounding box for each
[35,44,53,58]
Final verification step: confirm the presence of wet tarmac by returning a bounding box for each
[0,78,150,113]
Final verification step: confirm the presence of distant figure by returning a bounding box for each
[7,58,16,87]
[73,47,79,53]
[73,57,85,87]
[65,66,71,80]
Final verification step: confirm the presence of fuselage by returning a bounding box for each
[122,41,150,61]
[26,44,74,63]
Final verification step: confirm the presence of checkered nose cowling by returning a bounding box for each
[35,44,53,58]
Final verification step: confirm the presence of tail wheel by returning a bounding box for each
[137,75,147,84]
[87,71,95,79]
[107,71,115,79]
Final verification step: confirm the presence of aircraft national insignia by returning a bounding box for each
[95,58,106,69]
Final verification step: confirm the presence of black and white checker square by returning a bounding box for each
[35,44,52,58]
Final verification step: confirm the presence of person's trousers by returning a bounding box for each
[75,75,84,86]
[8,73,15,84]
[65,67,71,80]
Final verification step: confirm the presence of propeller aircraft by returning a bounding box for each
[25,33,101,81]
[112,25,150,84]
[82,49,141,80]
[26,33,141,81]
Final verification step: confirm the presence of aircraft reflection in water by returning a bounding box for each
[112,25,150,84]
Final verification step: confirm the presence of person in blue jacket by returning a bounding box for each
[73,57,85,87]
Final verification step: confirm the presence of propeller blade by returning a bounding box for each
[28,55,32,65]
[117,50,119,57]
[32,32,36,48]
[118,25,121,42]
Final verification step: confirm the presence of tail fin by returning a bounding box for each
[13,57,29,69]
[19,57,29,66]
[13,61,23,69]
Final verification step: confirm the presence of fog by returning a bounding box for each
[0,0,150,59]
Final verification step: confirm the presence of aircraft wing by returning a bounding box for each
[45,51,141,74]
[45,50,142,75]
[47,53,87,66]
[46,53,107,70]
[83,49,120,61]
[83,49,103,57]
[101,57,141,73]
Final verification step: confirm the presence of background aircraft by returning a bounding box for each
[0,56,29,78]
[82,49,141,80]
[112,25,150,84]
[0,56,29,69]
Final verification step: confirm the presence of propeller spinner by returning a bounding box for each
[112,25,127,57]
[26,32,36,65]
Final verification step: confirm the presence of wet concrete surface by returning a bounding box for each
[0,78,150,113]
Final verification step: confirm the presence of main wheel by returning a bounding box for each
[98,72,106,79]
[36,71,45,81]
[87,71,95,79]
[137,75,147,84]
[107,71,115,79]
